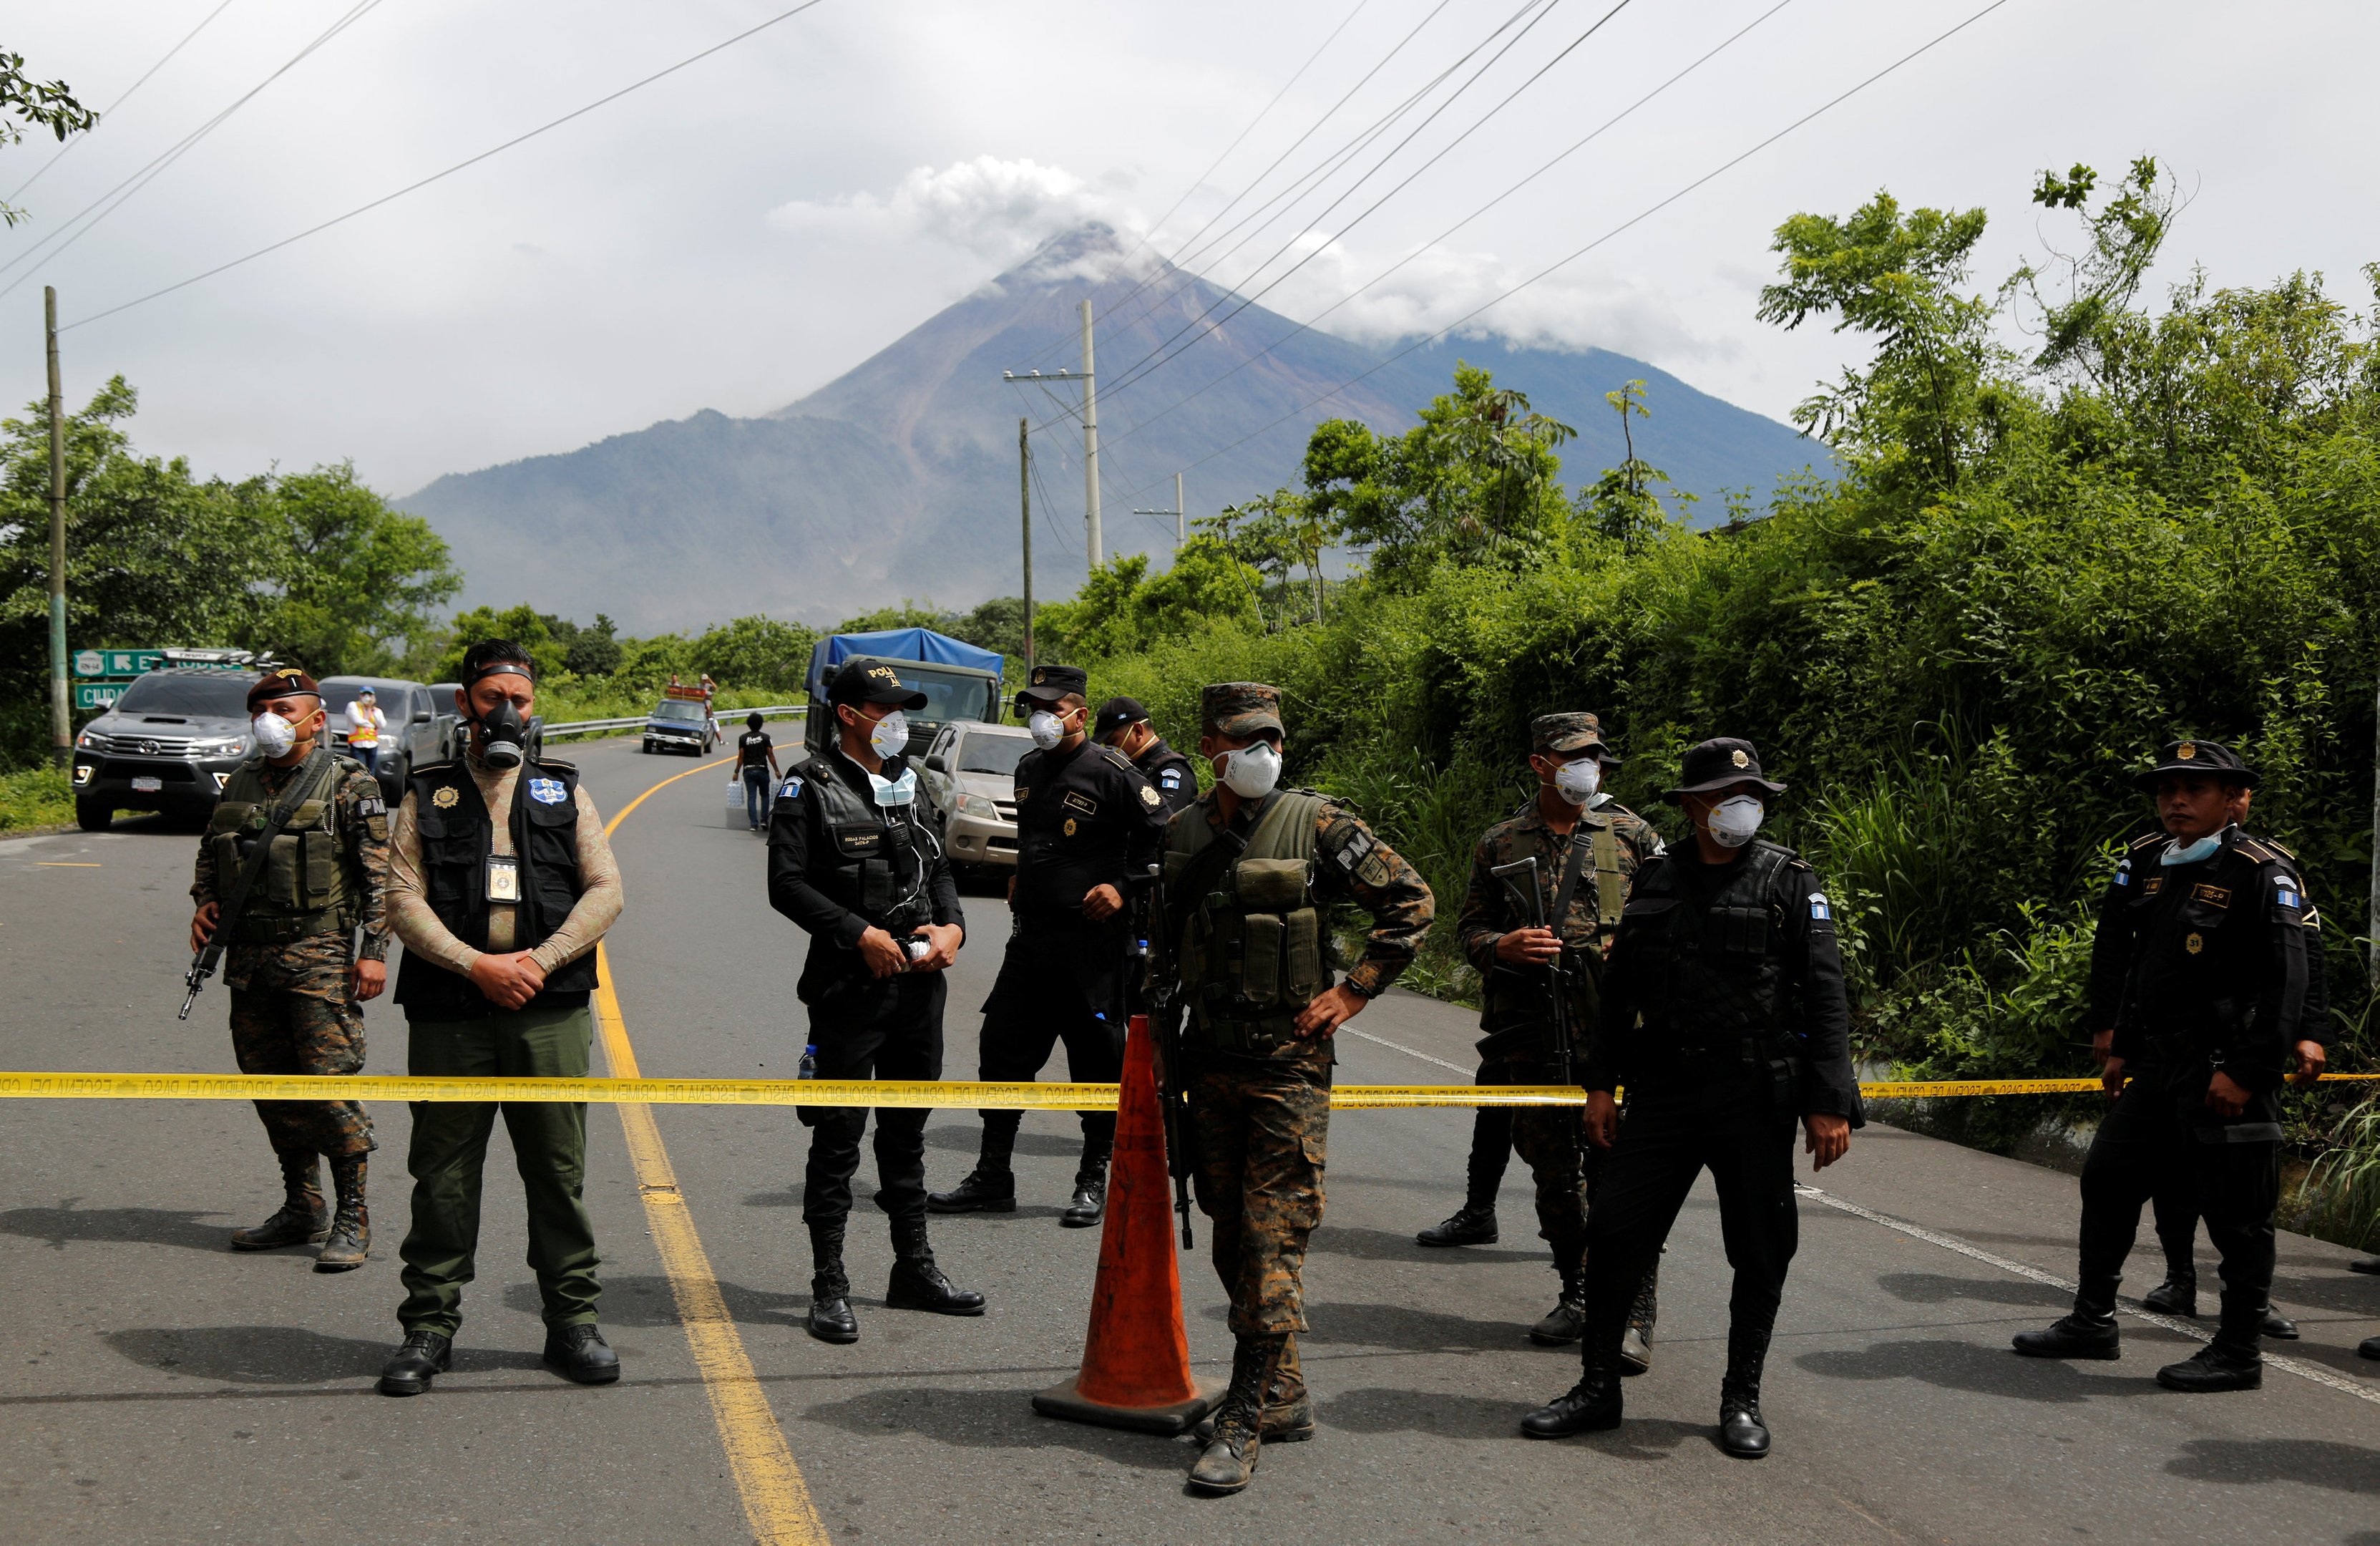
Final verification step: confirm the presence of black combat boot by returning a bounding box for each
[1416,1202,1498,1248]
[2012,1275,2122,1360]
[376,1328,452,1396]
[543,1323,620,1385]
[886,1220,985,1315]
[2156,1295,2263,1392]
[1521,1340,1623,1439]
[2142,1265,2197,1317]
[230,1148,328,1251]
[1620,1271,1659,1375]
[2260,1304,2300,1340]
[806,1221,858,1343]
[1060,1143,1111,1229]
[2359,1335,2380,1360]
[1717,1323,1772,1458]
[927,1129,1018,1214]
[1528,1267,1587,1346]
[2351,1256,2380,1276]
[316,1154,370,1273]
[1189,1334,1284,1494]
[1195,1331,1315,1444]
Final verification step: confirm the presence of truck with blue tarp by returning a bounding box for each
[803,628,1005,759]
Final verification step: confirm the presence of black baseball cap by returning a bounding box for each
[1094,695,1149,740]
[826,660,928,710]
[1016,662,1089,707]
[2133,737,2255,789]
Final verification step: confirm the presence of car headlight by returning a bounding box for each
[190,737,248,757]
[75,729,98,749]
[72,764,93,786]
[957,793,998,820]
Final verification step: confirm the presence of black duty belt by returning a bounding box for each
[1189,1011,1299,1056]
[235,910,354,945]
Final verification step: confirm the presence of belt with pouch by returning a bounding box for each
[233,909,355,945]
[1189,1010,1301,1056]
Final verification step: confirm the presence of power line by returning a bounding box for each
[1,0,384,293]
[1109,0,2021,507]
[1091,0,1638,411]
[5,0,240,201]
[1098,0,1799,457]
[60,0,835,331]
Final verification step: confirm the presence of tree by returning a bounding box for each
[692,614,816,692]
[251,463,461,676]
[1038,538,1260,661]
[1578,379,1688,549]
[560,613,622,677]
[437,606,565,682]
[1,50,97,228]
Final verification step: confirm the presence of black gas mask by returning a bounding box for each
[474,696,528,769]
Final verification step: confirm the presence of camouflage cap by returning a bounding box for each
[2132,736,2255,789]
[246,666,321,711]
[1531,711,1615,760]
[1201,681,1284,739]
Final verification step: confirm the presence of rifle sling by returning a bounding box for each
[210,747,339,956]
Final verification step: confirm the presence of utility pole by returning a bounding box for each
[1019,417,1034,675]
[1079,299,1103,568]
[1134,472,1186,555]
[45,286,69,769]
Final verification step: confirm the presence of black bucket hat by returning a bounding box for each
[1662,737,1787,802]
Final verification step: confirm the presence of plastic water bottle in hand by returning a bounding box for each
[798,1044,818,1081]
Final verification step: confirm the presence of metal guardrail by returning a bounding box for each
[540,704,807,741]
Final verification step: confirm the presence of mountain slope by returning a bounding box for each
[403,226,1824,631]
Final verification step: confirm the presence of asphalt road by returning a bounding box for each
[3,736,2376,1545]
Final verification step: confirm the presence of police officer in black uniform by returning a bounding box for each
[2012,738,2308,1391]
[1096,695,1199,817]
[930,665,1169,1227]
[768,661,980,1343]
[1522,738,1860,1458]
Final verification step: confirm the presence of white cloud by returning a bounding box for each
[769,155,1137,268]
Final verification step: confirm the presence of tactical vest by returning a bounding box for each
[796,753,933,932]
[1164,789,1330,1056]
[1619,842,1795,1051]
[392,757,598,1020]
[205,753,357,944]
[1586,816,1628,929]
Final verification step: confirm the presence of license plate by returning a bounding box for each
[132,776,162,792]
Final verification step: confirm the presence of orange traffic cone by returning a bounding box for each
[1032,1013,1220,1434]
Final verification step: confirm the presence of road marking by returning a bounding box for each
[1798,1183,2380,1407]
[1341,1026,1473,1076]
[34,862,102,867]
[600,754,829,1546]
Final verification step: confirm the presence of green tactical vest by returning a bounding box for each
[205,754,357,944]
[1164,789,1330,1056]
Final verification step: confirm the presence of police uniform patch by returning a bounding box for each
[1809,890,1833,922]
[1140,785,1161,808]
[1159,767,1182,789]
[2114,857,2132,888]
[1063,817,1078,837]
[779,776,803,800]
[527,777,567,806]
[2185,932,2204,954]
[431,785,460,809]
[2276,877,2303,910]
[1332,827,1377,872]
[1357,850,1393,887]
[358,792,385,818]
[1063,790,1098,817]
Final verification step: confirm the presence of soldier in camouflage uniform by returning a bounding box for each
[1156,682,1434,1495]
[188,666,389,1272]
[1440,713,1666,1361]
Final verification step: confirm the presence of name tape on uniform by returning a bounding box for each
[0,1071,2369,1108]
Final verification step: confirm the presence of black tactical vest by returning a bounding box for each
[393,757,598,1020]
[1617,842,1794,1049]
[796,753,933,932]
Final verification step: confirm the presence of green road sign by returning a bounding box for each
[74,682,125,711]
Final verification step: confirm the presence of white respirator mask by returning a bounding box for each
[869,768,917,807]
[1707,794,1765,849]
[251,711,298,759]
[1553,757,1603,806]
[869,709,909,758]
[1026,710,1066,751]
[1218,742,1283,799]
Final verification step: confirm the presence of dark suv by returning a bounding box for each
[71,669,261,830]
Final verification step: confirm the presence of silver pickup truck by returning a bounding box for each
[320,676,457,795]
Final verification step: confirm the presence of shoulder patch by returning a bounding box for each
[2274,875,2303,911]
[1808,890,1833,921]
[527,776,569,806]
[1159,766,1184,789]
[1140,784,1161,808]
[778,775,804,800]
[431,784,461,810]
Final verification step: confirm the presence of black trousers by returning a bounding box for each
[1580,1076,1799,1366]
[2077,1063,2278,1327]
[801,971,945,1228]
[976,930,1125,1163]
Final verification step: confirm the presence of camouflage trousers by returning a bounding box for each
[1189,1055,1328,1338]
[227,937,374,1159]
[1485,1055,1591,1268]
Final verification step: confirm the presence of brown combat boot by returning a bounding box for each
[1195,1332,1315,1443]
[316,1154,370,1272]
[231,1149,328,1251]
[1189,1333,1284,1494]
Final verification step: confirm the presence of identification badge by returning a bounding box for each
[487,855,520,902]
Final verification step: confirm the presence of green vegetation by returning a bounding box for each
[1036,158,2380,1212]
[0,762,74,832]
[1,47,97,229]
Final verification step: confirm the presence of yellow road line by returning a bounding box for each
[34,862,102,867]
[600,753,827,1546]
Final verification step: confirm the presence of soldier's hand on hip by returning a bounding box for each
[857,925,908,979]
[2205,1069,2250,1119]
[910,923,963,972]
[1495,927,1561,966]
[189,903,220,953]
[2089,1028,2115,1071]
[1803,1112,1850,1170]
[351,958,387,1002]
[2100,1055,2126,1099]
[1292,982,1367,1039]
[1584,1090,1619,1150]
[2288,1039,2327,1087]
[1081,883,1124,922]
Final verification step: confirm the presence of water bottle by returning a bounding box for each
[798,1044,818,1081]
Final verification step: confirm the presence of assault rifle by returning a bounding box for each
[1489,851,1579,1088]
[1141,860,1196,1248]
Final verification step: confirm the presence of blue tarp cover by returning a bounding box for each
[805,628,1003,698]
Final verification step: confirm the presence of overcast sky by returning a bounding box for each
[6,0,2376,501]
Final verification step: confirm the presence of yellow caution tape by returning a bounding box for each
[0,1070,2367,1109]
